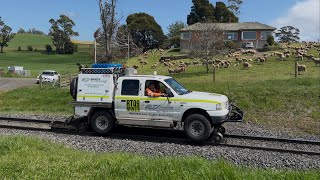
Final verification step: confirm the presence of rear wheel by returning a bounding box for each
[91,111,114,135]
[184,114,211,141]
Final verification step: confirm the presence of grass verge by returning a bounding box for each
[0,86,73,115]
[0,136,319,179]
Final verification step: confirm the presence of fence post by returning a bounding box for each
[69,73,72,84]
[295,61,298,78]
[40,75,42,88]
[212,66,216,82]
[58,75,61,88]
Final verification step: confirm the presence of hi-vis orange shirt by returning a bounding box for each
[146,88,162,97]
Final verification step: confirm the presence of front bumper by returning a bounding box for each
[210,103,244,125]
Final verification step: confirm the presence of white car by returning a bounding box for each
[244,42,254,49]
[36,70,60,84]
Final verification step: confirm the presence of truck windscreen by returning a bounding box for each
[164,78,190,95]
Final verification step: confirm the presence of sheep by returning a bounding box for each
[296,54,304,61]
[312,57,320,66]
[192,60,199,66]
[224,62,231,68]
[243,62,252,69]
[133,65,139,69]
[297,64,306,74]
[164,58,171,62]
[168,69,175,75]
[151,64,157,69]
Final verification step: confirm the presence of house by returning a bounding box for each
[180,22,276,51]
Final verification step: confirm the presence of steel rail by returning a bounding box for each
[0,117,319,156]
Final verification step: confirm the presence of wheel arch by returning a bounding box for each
[181,108,211,124]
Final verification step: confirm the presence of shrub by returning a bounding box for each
[27,45,33,51]
[224,41,239,50]
[34,48,38,52]
[267,35,275,46]
[64,41,76,54]
[73,44,78,53]
[17,46,21,51]
[45,44,53,53]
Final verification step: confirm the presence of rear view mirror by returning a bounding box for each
[165,88,174,97]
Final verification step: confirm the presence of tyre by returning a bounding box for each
[91,111,114,135]
[70,77,78,99]
[184,114,212,141]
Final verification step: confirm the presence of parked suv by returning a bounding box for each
[36,70,60,83]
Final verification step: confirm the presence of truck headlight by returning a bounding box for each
[216,104,223,110]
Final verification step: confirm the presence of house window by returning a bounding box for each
[181,32,192,40]
[225,32,238,40]
[242,31,257,40]
[261,31,273,40]
[121,80,140,96]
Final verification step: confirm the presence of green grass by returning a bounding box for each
[0,136,319,179]
[0,51,92,76]
[7,33,53,51]
[0,86,73,115]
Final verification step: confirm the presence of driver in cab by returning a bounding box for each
[146,81,166,97]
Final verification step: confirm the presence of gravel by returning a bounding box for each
[0,113,319,170]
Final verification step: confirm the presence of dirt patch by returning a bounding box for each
[0,78,36,91]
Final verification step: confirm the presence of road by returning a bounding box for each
[0,78,36,91]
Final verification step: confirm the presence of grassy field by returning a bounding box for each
[0,136,319,179]
[0,34,93,76]
[7,33,54,51]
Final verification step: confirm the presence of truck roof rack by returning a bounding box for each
[81,68,124,75]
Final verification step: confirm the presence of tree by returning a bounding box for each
[97,0,118,61]
[215,2,238,23]
[49,15,79,54]
[227,0,243,16]
[167,21,186,47]
[187,0,238,25]
[17,28,26,34]
[190,25,226,73]
[275,26,300,43]
[127,13,166,51]
[0,17,15,53]
[267,35,274,46]
[187,0,216,25]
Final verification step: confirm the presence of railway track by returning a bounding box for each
[0,116,319,156]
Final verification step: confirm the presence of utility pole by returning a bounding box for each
[94,40,97,64]
[127,32,130,60]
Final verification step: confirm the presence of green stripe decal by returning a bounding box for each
[77,95,110,99]
[115,96,221,104]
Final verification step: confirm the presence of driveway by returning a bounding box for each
[0,78,36,91]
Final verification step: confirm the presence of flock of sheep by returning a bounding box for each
[130,42,320,76]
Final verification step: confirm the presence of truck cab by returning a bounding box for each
[70,67,243,142]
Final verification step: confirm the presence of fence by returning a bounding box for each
[39,74,77,88]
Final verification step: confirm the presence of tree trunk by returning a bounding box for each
[0,46,3,53]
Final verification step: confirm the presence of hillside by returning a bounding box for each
[7,33,53,51]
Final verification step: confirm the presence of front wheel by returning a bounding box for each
[184,114,212,141]
[91,111,114,135]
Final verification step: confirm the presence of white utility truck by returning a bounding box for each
[66,65,243,143]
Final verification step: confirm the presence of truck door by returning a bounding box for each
[115,79,142,120]
[139,80,180,121]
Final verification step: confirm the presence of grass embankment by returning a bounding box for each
[0,86,73,115]
[0,136,319,179]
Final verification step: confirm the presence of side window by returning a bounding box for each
[121,80,140,96]
[145,80,167,96]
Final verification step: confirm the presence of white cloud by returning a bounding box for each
[273,0,320,41]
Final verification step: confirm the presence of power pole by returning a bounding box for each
[127,33,130,60]
[94,40,97,64]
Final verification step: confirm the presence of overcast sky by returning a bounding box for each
[0,0,319,41]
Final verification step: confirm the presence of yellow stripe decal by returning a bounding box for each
[115,96,221,104]
[77,95,110,99]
